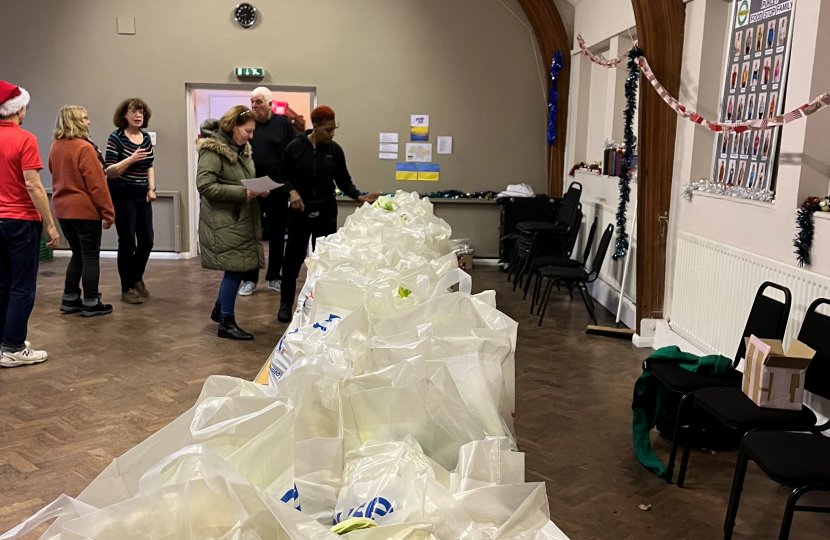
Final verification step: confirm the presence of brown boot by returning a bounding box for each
[121,289,144,304]
[134,280,150,298]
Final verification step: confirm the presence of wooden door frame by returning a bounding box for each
[629,0,686,331]
[516,0,570,198]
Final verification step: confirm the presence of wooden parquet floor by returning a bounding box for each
[0,257,828,540]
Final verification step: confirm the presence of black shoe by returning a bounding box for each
[82,302,113,317]
[278,303,293,323]
[60,298,84,314]
[218,316,253,340]
[211,304,221,323]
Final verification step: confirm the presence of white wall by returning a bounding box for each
[573,0,636,49]
[666,0,830,326]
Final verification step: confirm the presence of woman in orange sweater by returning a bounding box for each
[49,106,116,317]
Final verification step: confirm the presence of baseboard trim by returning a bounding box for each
[632,333,654,348]
[473,258,500,267]
[585,278,636,330]
[53,250,190,260]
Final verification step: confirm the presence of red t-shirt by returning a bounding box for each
[0,121,43,221]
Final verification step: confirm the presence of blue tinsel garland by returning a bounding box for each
[613,46,644,260]
[548,51,563,146]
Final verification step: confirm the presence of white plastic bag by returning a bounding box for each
[77,376,295,508]
[61,447,337,540]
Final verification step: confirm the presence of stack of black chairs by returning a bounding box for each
[506,181,583,292]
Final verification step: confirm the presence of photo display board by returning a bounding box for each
[713,0,795,197]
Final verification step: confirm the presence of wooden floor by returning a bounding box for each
[0,257,828,539]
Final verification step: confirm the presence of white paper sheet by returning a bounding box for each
[379,153,398,160]
[380,133,399,143]
[241,177,283,192]
[379,144,399,153]
[437,136,453,154]
[410,115,429,127]
[405,143,432,163]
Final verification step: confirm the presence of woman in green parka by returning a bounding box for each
[197,105,267,340]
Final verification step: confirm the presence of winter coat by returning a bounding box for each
[196,120,264,272]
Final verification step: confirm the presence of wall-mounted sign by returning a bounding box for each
[712,0,795,198]
[235,67,263,77]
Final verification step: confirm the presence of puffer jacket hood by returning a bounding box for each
[197,119,252,164]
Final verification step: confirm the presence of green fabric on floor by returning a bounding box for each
[631,346,733,477]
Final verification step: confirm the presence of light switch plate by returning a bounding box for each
[117,17,136,35]
[148,132,157,145]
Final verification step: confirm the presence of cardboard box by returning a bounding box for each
[459,254,473,270]
[741,336,815,410]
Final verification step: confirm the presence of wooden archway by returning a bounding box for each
[517,0,686,330]
[515,0,570,198]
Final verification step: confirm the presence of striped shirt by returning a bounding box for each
[105,129,154,186]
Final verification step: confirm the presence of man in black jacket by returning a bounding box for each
[278,106,379,322]
[238,87,296,297]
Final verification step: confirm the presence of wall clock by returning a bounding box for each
[234,3,257,28]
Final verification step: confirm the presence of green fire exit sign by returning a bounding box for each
[235,67,263,77]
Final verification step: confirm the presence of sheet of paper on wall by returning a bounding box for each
[380,133,399,143]
[379,153,398,160]
[410,115,429,127]
[406,143,432,163]
[241,176,283,192]
[437,136,452,154]
[379,143,399,153]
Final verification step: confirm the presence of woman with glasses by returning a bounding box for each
[197,106,267,340]
[105,98,155,305]
[49,105,115,317]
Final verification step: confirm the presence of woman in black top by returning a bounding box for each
[105,98,155,305]
[277,106,380,323]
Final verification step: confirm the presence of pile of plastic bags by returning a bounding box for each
[1,192,569,540]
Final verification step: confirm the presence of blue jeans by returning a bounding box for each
[216,271,245,318]
[0,219,42,351]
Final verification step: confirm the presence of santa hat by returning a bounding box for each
[0,81,31,117]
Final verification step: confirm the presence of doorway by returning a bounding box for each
[185,83,316,257]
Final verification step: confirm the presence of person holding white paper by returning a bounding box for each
[196,106,268,340]
[278,106,380,323]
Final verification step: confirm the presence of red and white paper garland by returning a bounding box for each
[577,34,830,133]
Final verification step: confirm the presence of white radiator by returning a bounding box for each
[670,232,830,359]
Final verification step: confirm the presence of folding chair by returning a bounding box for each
[654,282,792,483]
[522,216,598,301]
[534,224,613,326]
[678,298,830,488]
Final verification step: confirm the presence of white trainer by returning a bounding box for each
[239,281,257,296]
[0,345,48,368]
[268,279,281,292]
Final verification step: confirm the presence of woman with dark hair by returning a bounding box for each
[197,106,268,340]
[105,98,155,305]
[277,105,381,323]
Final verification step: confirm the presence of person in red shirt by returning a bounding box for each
[0,81,59,367]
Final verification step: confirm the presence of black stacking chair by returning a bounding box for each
[678,298,830,488]
[507,182,582,287]
[534,224,613,326]
[657,282,792,484]
[522,216,598,301]
[724,431,830,540]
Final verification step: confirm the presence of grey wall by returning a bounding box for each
[4,0,549,252]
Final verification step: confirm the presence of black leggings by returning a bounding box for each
[280,198,338,306]
[110,184,154,292]
[59,219,102,303]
